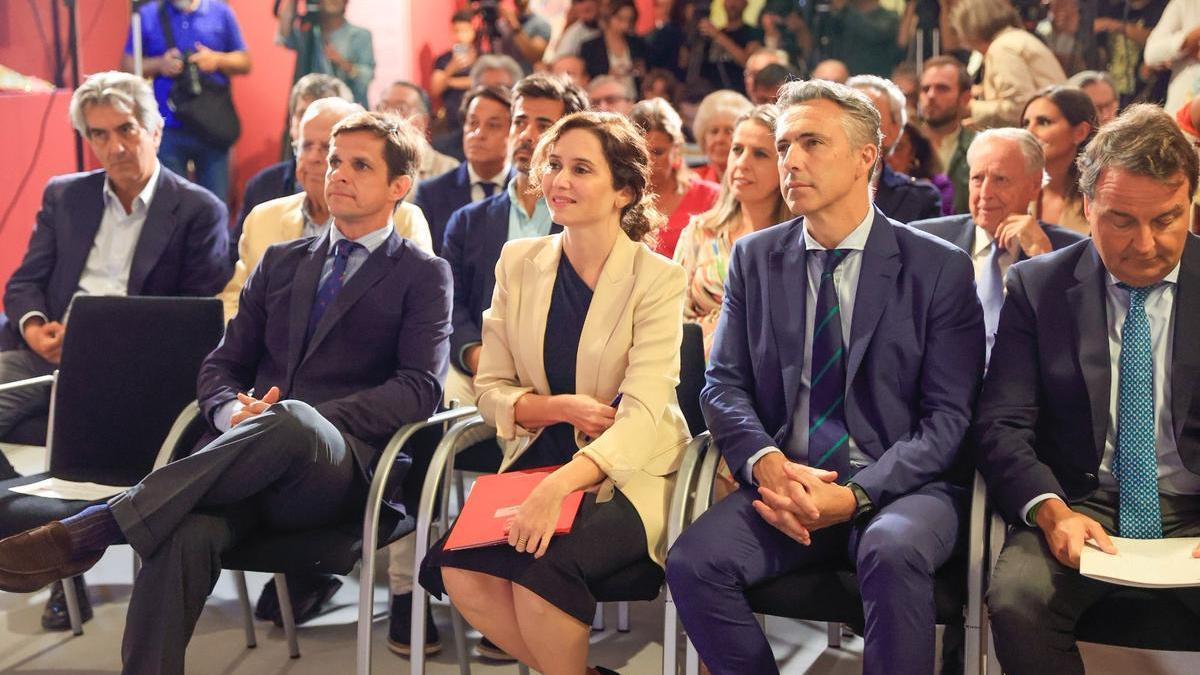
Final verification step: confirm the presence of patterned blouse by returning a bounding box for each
[673,213,748,358]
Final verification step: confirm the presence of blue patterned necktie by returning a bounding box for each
[978,241,1005,363]
[808,249,852,483]
[307,238,361,339]
[1114,282,1163,539]
[478,181,497,198]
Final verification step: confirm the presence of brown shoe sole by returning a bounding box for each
[386,637,443,657]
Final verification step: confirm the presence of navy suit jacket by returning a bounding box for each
[909,213,1085,260]
[443,191,562,373]
[2,167,230,349]
[874,165,943,224]
[197,231,451,510]
[232,159,298,263]
[972,236,1200,524]
[701,209,986,506]
[413,164,513,256]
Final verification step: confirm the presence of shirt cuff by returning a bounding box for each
[212,399,244,434]
[743,447,784,486]
[18,311,48,335]
[1021,493,1063,526]
[456,341,482,375]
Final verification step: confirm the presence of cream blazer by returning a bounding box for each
[219,192,433,320]
[474,233,691,566]
[969,27,1066,129]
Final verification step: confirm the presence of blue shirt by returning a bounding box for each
[505,179,553,242]
[283,22,375,107]
[125,0,248,128]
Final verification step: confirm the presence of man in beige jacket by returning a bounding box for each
[221,97,432,321]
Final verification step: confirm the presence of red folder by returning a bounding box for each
[444,466,585,551]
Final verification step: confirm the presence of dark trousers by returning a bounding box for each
[666,480,966,675]
[109,400,362,675]
[988,492,1200,675]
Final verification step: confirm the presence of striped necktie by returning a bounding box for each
[808,249,852,482]
[1114,282,1163,539]
[307,238,361,340]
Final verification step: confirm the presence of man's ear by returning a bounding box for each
[392,174,414,202]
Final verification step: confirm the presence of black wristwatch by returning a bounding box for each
[848,482,875,522]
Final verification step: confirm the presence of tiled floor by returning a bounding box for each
[0,443,1194,674]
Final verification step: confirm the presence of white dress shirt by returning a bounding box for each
[970,224,1016,285]
[467,162,509,204]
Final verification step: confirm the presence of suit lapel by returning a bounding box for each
[577,235,638,398]
[303,233,401,360]
[518,237,559,395]
[128,170,180,294]
[61,174,107,289]
[1171,236,1200,446]
[953,217,976,255]
[286,236,327,380]
[769,218,808,418]
[484,196,510,260]
[846,209,901,385]
[1066,244,1111,458]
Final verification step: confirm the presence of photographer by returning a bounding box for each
[121,0,252,205]
[480,0,552,72]
[278,0,376,107]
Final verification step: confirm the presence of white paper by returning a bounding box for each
[1080,536,1200,588]
[7,477,129,501]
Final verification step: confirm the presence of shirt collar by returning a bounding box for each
[103,161,161,215]
[506,176,544,216]
[328,221,394,254]
[1106,261,1182,289]
[973,224,994,257]
[467,162,510,187]
[301,194,333,229]
[802,207,874,252]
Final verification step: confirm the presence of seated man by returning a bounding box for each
[414,85,513,255]
[221,97,432,322]
[849,75,942,223]
[910,128,1084,359]
[975,105,1200,675]
[666,80,984,675]
[233,73,353,263]
[374,79,460,199]
[0,111,452,675]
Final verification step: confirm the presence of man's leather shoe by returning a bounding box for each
[255,574,343,627]
[386,592,441,656]
[41,576,93,631]
[0,522,103,593]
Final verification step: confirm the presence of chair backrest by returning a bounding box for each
[48,296,224,485]
[677,323,707,436]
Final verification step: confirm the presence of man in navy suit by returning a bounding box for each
[910,128,1084,359]
[666,80,985,675]
[0,111,451,675]
[412,85,513,255]
[849,75,943,223]
[0,71,229,443]
[975,106,1200,674]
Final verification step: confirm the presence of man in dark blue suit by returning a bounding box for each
[910,128,1084,360]
[0,111,451,675]
[443,73,586,394]
[975,106,1200,675]
[0,71,229,444]
[849,75,943,223]
[413,85,514,256]
[666,80,985,675]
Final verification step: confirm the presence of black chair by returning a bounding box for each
[0,296,224,633]
[409,323,711,675]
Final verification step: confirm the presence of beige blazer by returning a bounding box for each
[474,233,691,566]
[970,27,1066,129]
[220,192,433,320]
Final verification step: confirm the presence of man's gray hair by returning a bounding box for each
[1066,70,1117,95]
[300,97,365,126]
[69,71,163,136]
[776,79,883,171]
[847,74,907,130]
[968,128,1045,180]
[470,54,524,88]
[289,73,353,116]
[1078,103,1199,200]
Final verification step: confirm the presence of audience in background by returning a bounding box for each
[919,55,975,214]
[121,0,252,205]
[1067,70,1120,125]
[580,0,645,94]
[432,11,482,134]
[644,0,689,80]
[629,98,720,258]
[750,63,795,105]
[697,0,764,93]
[552,0,603,59]
[1020,85,1099,235]
[889,123,953,216]
[742,48,789,101]
[830,0,903,78]
[890,62,919,123]
[811,58,851,83]
[1144,0,1199,115]
[1097,0,1165,105]
[587,75,637,115]
[691,90,753,184]
[549,54,591,88]
[642,68,683,106]
[277,0,375,107]
[759,1,811,70]
[952,0,1066,129]
[491,0,552,72]
[374,80,462,199]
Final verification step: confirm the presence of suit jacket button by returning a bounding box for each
[1084,473,1097,486]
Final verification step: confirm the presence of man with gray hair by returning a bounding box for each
[849,74,942,223]
[1066,70,1119,126]
[374,79,461,200]
[0,70,229,629]
[911,128,1084,360]
[975,103,1200,675]
[667,78,985,675]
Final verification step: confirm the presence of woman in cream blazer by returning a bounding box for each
[419,111,690,675]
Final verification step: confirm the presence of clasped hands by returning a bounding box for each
[230,385,281,427]
[751,452,857,545]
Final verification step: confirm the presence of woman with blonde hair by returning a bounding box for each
[691,89,754,183]
[630,97,720,258]
[420,111,690,675]
[674,104,792,356]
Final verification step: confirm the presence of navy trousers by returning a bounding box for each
[666,480,966,675]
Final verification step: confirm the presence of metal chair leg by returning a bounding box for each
[232,570,257,648]
[517,665,531,675]
[685,638,700,675]
[827,622,843,648]
[592,602,605,631]
[617,601,630,632]
[62,575,84,636]
[663,597,678,675]
[450,601,471,675]
[275,573,301,658]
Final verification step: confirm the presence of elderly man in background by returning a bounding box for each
[375,79,461,199]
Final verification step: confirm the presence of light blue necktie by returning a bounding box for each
[1114,283,1163,539]
[978,241,1005,363]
